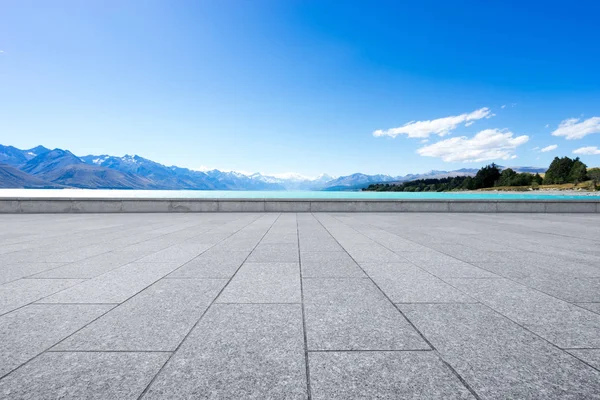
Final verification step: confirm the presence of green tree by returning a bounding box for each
[545,156,574,184]
[568,158,587,184]
[588,168,600,190]
[497,168,517,186]
[474,163,501,188]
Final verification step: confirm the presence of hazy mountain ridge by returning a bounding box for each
[0,144,547,190]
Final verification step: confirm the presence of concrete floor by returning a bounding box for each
[1,212,600,399]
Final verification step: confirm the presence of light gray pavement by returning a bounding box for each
[1,212,600,399]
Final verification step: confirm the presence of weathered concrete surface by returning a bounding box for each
[1,197,600,213]
[1,212,600,399]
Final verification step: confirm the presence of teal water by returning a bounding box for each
[1,189,600,200]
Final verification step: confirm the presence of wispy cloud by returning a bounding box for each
[417,129,529,162]
[573,146,600,155]
[501,105,506,109]
[540,144,558,153]
[551,117,600,140]
[0,50,5,54]
[373,107,493,139]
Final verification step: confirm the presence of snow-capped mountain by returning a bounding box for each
[0,144,548,190]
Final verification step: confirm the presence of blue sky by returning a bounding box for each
[1,0,599,177]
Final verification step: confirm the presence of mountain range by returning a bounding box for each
[0,144,547,190]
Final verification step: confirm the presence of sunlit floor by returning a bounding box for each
[1,212,600,399]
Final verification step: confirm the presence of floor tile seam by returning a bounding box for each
[30,302,121,306]
[301,276,368,279]
[306,349,434,353]
[136,212,279,400]
[394,301,481,305]
[45,349,174,353]
[562,347,600,350]
[0,303,120,382]
[161,277,230,280]
[318,213,483,400]
[215,302,302,305]
[297,213,313,400]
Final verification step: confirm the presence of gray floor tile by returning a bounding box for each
[0,263,67,284]
[447,278,600,348]
[576,302,600,314]
[54,279,226,351]
[39,262,183,304]
[309,351,474,399]
[519,275,600,303]
[2,213,600,399]
[0,304,113,377]
[0,278,84,315]
[32,252,144,279]
[361,263,474,303]
[217,262,301,303]
[567,349,600,371]
[303,278,428,350]
[136,243,213,263]
[301,252,364,278]
[143,304,308,399]
[344,245,406,263]
[167,250,250,278]
[398,254,499,278]
[0,352,168,400]
[247,244,299,263]
[401,303,600,399]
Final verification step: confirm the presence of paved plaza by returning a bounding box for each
[1,212,600,399]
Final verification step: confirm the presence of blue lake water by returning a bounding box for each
[1,189,599,200]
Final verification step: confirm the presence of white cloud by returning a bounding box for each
[540,144,558,153]
[417,129,529,163]
[551,117,600,140]
[465,121,474,127]
[373,107,492,139]
[501,105,506,109]
[573,146,600,155]
[532,146,540,151]
[420,139,429,144]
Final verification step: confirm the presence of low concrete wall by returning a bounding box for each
[0,198,599,213]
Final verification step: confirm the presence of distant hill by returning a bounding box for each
[0,163,63,188]
[321,173,398,190]
[38,164,158,189]
[21,149,83,176]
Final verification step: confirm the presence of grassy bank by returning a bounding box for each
[479,180,597,192]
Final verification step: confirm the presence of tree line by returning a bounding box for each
[364,156,600,192]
